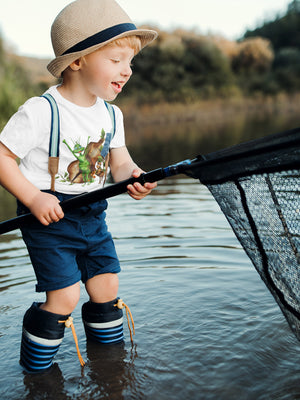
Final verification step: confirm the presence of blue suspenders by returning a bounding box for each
[41,94,116,191]
[41,93,60,191]
[104,100,116,138]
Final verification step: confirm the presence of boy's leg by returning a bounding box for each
[82,273,124,344]
[20,283,80,373]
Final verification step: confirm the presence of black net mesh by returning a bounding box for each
[207,172,300,339]
[185,127,300,339]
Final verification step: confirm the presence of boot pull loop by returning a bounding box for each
[58,316,85,367]
[114,299,135,344]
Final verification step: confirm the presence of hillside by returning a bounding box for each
[7,53,56,85]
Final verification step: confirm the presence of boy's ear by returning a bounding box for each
[69,58,82,72]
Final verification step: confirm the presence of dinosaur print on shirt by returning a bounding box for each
[61,129,111,185]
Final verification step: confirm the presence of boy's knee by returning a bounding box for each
[60,295,80,313]
[86,273,119,303]
[103,273,119,293]
[43,283,81,315]
[63,286,81,310]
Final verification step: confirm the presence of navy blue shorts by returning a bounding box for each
[17,191,120,292]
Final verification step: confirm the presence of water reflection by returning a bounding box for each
[127,111,300,170]
[22,342,140,400]
[85,342,140,400]
[23,364,66,400]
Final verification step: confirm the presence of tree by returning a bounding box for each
[273,47,300,91]
[244,1,300,51]
[232,38,274,74]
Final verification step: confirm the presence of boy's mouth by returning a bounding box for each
[112,82,122,93]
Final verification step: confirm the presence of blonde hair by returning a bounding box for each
[107,36,142,55]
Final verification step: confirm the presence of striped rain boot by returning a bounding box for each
[82,298,125,344]
[20,302,69,373]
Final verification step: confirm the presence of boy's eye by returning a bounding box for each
[111,59,120,63]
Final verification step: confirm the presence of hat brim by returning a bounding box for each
[47,29,157,78]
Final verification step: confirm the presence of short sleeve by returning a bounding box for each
[0,97,51,159]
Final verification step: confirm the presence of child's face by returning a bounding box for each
[80,44,135,102]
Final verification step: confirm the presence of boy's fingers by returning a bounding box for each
[49,207,64,222]
[146,181,157,189]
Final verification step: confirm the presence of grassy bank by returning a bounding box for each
[116,92,300,150]
[121,92,300,130]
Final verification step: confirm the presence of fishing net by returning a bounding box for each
[185,127,300,340]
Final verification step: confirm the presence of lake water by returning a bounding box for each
[2,109,300,399]
[1,177,300,400]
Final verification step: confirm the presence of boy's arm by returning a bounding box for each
[0,142,64,225]
[109,146,157,200]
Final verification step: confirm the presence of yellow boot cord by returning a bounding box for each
[114,299,135,344]
[58,316,85,367]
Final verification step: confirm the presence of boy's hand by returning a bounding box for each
[28,192,64,226]
[127,169,157,200]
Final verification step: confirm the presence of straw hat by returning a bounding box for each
[47,0,158,78]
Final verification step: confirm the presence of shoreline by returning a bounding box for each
[120,93,300,128]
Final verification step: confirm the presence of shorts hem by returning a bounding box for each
[82,264,121,283]
[35,276,82,293]
[35,265,121,292]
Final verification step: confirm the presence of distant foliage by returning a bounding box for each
[230,38,274,94]
[272,48,300,92]
[243,0,300,94]
[126,29,235,102]
[244,0,300,51]
[232,38,274,74]
[124,28,279,101]
[0,37,40,129]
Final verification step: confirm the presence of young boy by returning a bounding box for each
[0,0,157,373]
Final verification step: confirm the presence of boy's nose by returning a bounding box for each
[121,64,132,77]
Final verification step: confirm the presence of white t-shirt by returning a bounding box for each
[0,86,125,194]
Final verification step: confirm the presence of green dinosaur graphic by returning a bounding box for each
[62,129,108,185]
